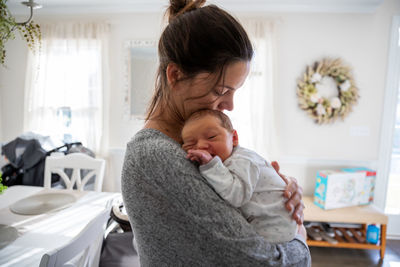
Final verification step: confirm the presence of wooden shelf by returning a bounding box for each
[307,240,380,250]
[307,225,380,249]
[303,196,388,224]
[303,196,388,259]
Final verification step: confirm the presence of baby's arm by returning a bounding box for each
[198,156,259,208]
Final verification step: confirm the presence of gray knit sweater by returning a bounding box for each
[121,129,311,267]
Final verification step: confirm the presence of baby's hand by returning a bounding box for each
[186,149,213,165]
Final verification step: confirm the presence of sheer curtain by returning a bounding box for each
[226,19,277,160]
[24,22,110,156]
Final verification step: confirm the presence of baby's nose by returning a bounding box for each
[197,140,209,149]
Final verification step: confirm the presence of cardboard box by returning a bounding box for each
[313,168,376,210]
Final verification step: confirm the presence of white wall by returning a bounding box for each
[273,0,400,194]
[107,14,164,148]
[0,82,2,141]
[275,6,395,161]
[0,0,399,194]
[0,34,28,143]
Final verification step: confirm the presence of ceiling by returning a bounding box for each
[6,0,384,15]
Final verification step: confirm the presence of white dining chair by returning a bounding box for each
[44,153,105,192]
[39,207,111,267]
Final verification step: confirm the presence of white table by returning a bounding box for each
[0,186,119,267]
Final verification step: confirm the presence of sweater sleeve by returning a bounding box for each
[121,129,311,267]
[199,155,259,207]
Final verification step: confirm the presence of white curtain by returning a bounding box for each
[24,22,110,156]
[226,19,277,160]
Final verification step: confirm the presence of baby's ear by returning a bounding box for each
[232,130,239,147]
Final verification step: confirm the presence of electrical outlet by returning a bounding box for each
[350,126,370,137]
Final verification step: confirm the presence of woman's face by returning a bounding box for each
[173,61,250,120]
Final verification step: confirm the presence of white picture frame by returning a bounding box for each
[124,40,158,120]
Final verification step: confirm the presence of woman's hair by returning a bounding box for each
[145,0,254,121]
[184,109,234,132]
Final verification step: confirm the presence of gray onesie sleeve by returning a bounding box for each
[121,129,311,267]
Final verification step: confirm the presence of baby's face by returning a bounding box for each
[182,115,238,162]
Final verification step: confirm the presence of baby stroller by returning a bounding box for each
[100,199,140,267]
[1,137,93,187]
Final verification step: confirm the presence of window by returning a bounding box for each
[225,20,275,160]
[24,23,109,152]
[386,87,400,214]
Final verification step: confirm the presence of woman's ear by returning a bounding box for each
[232,130,239,147]
[166,63,183,88]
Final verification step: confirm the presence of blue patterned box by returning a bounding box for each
[313,169,372,210]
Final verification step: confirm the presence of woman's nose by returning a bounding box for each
[217,94,234,111]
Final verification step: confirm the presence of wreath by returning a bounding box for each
[297,58,359,124]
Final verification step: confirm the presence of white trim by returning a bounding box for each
[388,234,400,240]
[213,0,384,14]
[375,16,400,211]
[7,0,384,15]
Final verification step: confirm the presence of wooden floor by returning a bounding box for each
[310,239,400,267]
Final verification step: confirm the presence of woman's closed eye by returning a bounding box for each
[214,86,229,96]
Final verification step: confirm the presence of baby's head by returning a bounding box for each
[182,110,238,162]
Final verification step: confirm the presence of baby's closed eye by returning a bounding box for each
[182,144,193,151]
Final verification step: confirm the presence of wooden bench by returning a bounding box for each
[303,196,388,259]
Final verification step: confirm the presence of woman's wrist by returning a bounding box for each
[297,224,307,240]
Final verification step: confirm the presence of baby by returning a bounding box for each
[181,109,297,243]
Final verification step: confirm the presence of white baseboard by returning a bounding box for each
[387,234,400,240]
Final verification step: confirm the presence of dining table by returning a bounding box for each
[0,185,120,267]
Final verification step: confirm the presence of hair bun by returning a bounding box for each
[167,0,206,22]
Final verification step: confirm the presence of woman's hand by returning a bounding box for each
[271,161,305,225]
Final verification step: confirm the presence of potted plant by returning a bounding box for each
[0,172,6,193]
[0,0,41,66]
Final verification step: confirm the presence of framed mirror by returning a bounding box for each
[124,40,158,119]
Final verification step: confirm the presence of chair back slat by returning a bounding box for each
[44,153,105,192]
[39,208,111,267]
[53,169,73,190]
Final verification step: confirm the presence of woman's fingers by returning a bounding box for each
[293,200,305,225]
[271,161,291,185]
[283,178,304,224]
[271,160,305,224]
[285,190,304,224]
[283,177,299,198]
[271,161,280,173]
[280,173,291,186]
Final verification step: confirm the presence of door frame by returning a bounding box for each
[376,15,400,238]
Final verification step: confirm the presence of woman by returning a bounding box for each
[121,0,310,266]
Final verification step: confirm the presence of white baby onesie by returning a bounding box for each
[199,146,297,243]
